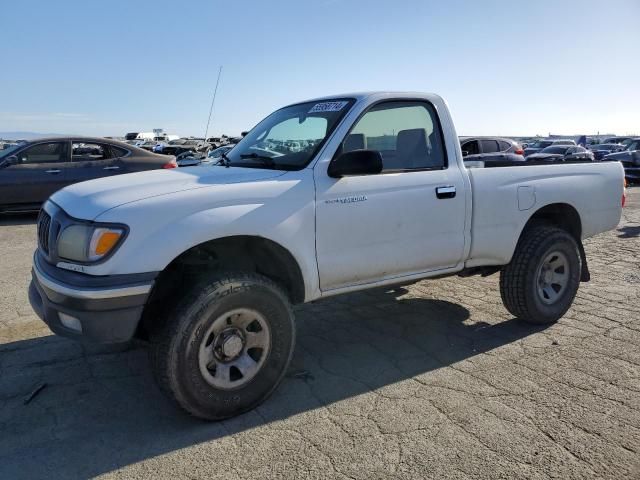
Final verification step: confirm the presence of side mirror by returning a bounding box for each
[0,155,18,168]
[462,150,469,157]
[328,149,383,178]
[241,131,249,137]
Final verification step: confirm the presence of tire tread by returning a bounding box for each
[500,225,578,324]
[149,272,293,420]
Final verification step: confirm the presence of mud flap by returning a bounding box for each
[578,241,590,282]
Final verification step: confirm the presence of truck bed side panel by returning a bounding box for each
[466,162,624,268]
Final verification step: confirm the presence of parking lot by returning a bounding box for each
[0,188,637,479]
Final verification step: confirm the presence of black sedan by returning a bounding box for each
[459,137,525,164]
[526,145,594,163]
[160,138,205,156]
[0,137,177,213]
[604,138,640,184]
[588,143,626,161]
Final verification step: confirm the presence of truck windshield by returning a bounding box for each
[223,98,355,170]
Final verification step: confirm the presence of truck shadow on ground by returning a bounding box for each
[0,212,38,227]
[0,288,546,479]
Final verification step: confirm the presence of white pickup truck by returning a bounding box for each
[29,92,625,420]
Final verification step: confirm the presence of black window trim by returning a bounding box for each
[331,98,449,175]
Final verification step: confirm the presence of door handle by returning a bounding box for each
[45,169,61,174]
[103,166,120,170]
[436,185,456,199]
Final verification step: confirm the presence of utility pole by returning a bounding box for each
[203,66,223,141]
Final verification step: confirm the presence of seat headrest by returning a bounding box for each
[396,128,430,168]
[344,133,366,152]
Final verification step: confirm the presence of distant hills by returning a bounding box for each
[0,131,68,140]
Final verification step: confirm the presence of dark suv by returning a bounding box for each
[459,137,525,164]
[604,138,640,184]
[0,137,176,213]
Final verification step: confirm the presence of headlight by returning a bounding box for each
[57,224,126,263]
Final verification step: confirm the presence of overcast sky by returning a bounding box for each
[1,0,638,137]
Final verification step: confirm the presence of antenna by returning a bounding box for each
[203,66,223,141]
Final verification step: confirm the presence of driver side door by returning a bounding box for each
[0,141,70,209]
[314,100,467,292]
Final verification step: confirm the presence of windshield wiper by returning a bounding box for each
[240,153,276,168]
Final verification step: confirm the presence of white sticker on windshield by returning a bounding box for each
[308,101,348,113]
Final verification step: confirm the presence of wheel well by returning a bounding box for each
[517,203,590,282]
[137,236,305,340]
[522,203,582,242]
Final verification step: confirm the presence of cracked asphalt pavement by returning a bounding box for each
[1,188,639,479]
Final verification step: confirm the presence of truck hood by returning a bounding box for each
[51,166,287,220]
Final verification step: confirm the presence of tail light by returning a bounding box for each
[514,148,525,155]
[163,158,178,169]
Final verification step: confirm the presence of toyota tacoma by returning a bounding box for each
[29,92,625,420]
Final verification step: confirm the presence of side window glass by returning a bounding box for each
[461,140,479,155]
[345,101,445,171]
[498,140,512,151]
[18,143,66,164]
[72,143,111,161]
[480,139,500,153]
[110,146,129,157]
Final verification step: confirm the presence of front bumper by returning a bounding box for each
[29,252,157,344]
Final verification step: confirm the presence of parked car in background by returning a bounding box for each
[0,137,177,213]
[153,142,167,153]
[526,145,594,163]
[160,138,205,156]
[588,143,627,161]
[524,139,576,157]
[124,132,156,141]
[0,141,20,151]
[460,137,525,164]
[175,145,235,167]
[138,140,159,152]
[175,151,206,167]
[207,144,234,160]
[603,136,634,146]
[604,138,640,184]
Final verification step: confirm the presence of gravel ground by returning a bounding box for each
[0,188,638,480]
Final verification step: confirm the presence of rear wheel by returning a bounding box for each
[150,272,295,420]
[500,225,581,324]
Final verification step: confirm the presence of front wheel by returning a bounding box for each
[500,225,581,324]
[150,273,295,420]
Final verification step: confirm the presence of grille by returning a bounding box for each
[37,210,52,254]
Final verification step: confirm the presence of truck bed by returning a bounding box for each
[465,161,624,268]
